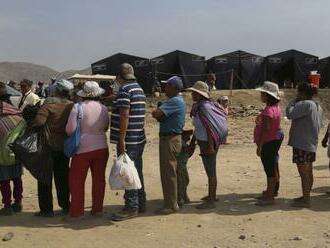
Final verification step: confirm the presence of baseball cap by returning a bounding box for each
[166,76,183,91]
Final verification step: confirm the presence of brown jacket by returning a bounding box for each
[33,97,74,151]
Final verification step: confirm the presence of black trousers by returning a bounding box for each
[37,151,70,213]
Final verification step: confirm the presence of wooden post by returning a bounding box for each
[230,69,234,97]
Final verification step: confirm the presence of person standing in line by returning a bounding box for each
[187,81,228,209]
[152,76,186,215]
[110,63,147,221]
[66,81,109,219]
[321,120,330,193]
[0,101,24,216]
[286,83,322,208]
[253,81,283,206]
[32,79,74,217]
[18,79,40,110]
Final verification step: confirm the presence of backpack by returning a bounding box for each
[0,119,26,165]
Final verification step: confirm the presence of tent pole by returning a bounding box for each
[230,69,234,97]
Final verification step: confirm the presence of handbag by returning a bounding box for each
[9,127,53,185]
[64,103,82,158]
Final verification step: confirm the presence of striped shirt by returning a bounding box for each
[110,81,146,145]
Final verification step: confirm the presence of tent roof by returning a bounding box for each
[266,49,318,58]
[151,50,205,60]
[208,50,263,61]
[92,53,149,65]
[320,56,330,62]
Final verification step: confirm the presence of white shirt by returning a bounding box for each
[18,90,40,110]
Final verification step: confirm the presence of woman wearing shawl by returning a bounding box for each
[0,101,24,215]
[187,81,228,209]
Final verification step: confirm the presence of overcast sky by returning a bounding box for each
[1,0,329,71]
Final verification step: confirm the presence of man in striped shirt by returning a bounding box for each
[110,63,147,221]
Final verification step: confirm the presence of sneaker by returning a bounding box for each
[195,201,216,210]
[34,211,54,218]
[154,207,179,215]
[11,203,23,213]
[200,196,219,202]
[0,207,14,216]
[111,208,138,221]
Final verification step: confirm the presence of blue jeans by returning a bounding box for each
[117,143,146,211]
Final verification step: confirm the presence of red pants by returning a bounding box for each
[69,148,109,217]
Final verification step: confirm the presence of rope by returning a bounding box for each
[155,69,234,77]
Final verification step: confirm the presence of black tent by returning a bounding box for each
[207,50,264,89]
[91,53,152,93]
[265,49,318,88]
[151,50,206,88]
[319,57,330,88]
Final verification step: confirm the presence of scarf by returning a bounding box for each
[191,100,228,149]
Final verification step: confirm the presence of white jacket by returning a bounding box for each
[18,90,40,110]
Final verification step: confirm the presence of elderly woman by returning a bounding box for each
[187,81,228,209]
[66,81,109,219]
[0,101,24,216]
[32,79,74,217]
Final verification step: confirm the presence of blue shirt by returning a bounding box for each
[159,95,186,134]
[110,81,146,145]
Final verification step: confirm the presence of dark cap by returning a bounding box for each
[166,76,183,91]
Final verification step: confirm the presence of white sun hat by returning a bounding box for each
[77,81,105,98]
[255,81,281,100]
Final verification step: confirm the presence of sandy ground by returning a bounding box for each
[1,89,330,248]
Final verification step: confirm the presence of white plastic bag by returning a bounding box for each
[109,153,142,190]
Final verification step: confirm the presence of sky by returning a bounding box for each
[1,0,330,71]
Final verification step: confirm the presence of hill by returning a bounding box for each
[0,62,91,83]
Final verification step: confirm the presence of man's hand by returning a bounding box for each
[118,139,126,154]
[322,137,328,148]
[152,109,165,122]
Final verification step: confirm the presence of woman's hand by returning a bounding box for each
[204,144,215,155]
[256,146,262,157]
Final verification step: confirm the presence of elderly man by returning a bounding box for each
[18,79,40,110]
[32,79,74,217]
[110,63,147,221]
[152,76,186,215]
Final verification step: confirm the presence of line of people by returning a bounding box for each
[0,63,329,222]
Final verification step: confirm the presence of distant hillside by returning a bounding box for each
[56,67,92,79]
[0,62,91,83]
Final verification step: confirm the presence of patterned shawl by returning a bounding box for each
[0,101,22,141]
[191,100,228,149]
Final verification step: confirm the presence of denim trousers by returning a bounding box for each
[117,143,146,211]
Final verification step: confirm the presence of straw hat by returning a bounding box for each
[119,63,136,80]
[255,81,281,100]
[186,81,210,99]
[77,81,105,98]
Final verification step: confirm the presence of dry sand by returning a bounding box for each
[1,89,330,248]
